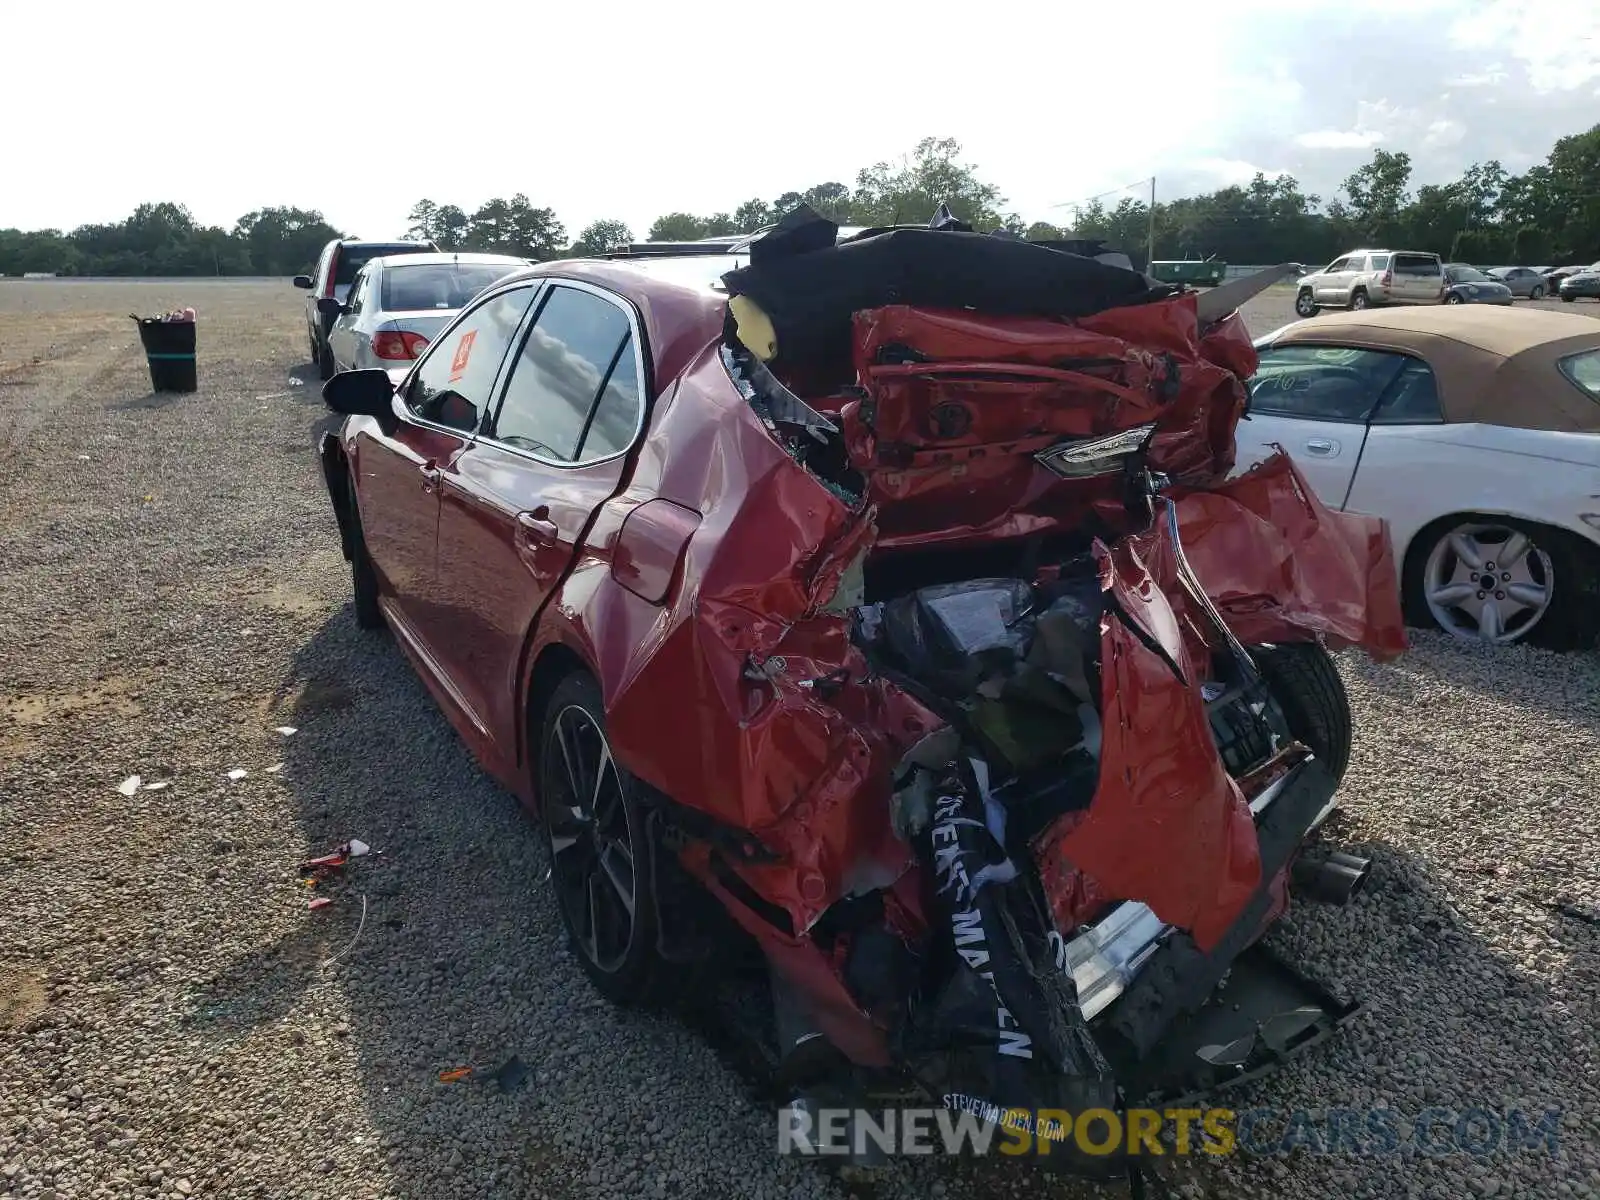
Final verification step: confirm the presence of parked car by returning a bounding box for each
[314,212,1406,1171]
[1558,268,1600,301]
[1240,306,1600,647]
[321,253,529,373]
[1293,249,1443,317]
[1543,263,1596,291]
[1441,263,1515,306]
[294,238,439,379]
[1485,266,1549,299]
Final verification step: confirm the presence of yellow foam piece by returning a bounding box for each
[729,294,778,361]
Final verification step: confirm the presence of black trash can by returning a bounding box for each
[131,315,197,392]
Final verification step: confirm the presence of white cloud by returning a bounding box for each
[1422,119,1467,149]
[1295,129,1386,149]
[1187,158,1285,185]
[1448,1,1600,92]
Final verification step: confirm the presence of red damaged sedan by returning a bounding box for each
[318,208,1406,1177]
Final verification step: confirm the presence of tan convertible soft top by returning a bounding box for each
[1271,306,1600,431]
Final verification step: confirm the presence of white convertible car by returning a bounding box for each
[1238,306,1600,647]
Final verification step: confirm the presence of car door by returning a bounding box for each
[351,283,540,658]
[433,280,648,755]
[1340,358,1448,527]
[1235,343,1408,509]
[327,267,369,371]
[1314,257,1353,305]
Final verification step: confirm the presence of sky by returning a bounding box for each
[4,0,1598,241]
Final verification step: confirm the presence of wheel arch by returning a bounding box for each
[317,431,356,562]
[519,628,602,808]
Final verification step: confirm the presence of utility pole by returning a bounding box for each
[1147,176,1156,269]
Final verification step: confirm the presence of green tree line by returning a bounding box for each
[4,127,1597,278]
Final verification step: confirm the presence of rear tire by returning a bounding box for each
[318,338,336,380]
[539,672,679,1007]
[344,487,384,631]
[1530,284,1545,300]
[1446,292,1464,305]
[1254,642,1353,786]
[1294,288,1319,318]
[1349,289,1369,311]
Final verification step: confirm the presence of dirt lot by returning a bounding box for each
[1,278,1598,1200]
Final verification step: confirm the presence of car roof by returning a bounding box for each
[1269,306,1600,431]
[368,251,527,269]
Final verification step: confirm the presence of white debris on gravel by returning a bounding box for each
[0,281,1597,1200]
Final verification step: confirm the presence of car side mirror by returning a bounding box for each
[293,275,314,289]
[316,297,346,318]
[322,368,396,418]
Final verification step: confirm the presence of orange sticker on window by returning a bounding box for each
[447,330,477,384]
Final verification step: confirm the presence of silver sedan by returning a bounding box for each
[1485,266,1551,299]
[322,252,530,372]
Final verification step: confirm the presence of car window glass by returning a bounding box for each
[383,263,522,312]
[1325,257,1351,273]
[1394,254,1441,277]
[491,286,634,461]
[580,333,643,460]
[1558,349,1600,403]
[1370,361,1443,423]
[1369,254,1390,270]
[405,287,536,432]
[1248,346,1408,422]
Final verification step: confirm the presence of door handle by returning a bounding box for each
[516,506,558,545]
[420,460,441,491]
[1304,438,1337,456]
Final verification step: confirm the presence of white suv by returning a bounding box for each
[1293,250,1444,317]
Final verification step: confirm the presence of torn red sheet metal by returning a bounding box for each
[1174,451,1408,658]
[1032,519,1262,950]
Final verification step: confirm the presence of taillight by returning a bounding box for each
[1381,270,1393,287]
[372,331,430,360]
[324,253,338,298]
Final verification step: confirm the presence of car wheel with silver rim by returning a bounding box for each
[1445,292,1464,305]
[1294,288,1319,318]
[1349,289,1369,310]
[1410,518,1599,648]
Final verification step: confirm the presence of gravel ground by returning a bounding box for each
[0,278,1597,1200]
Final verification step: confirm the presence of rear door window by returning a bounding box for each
[404,286,539,432]
[1368,253,1391,271]
[1370,360,1444,423]
[1249,346,1409,422]
[347,268,371,313]
[1558,348,1600,402]
[489,284,642,463]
